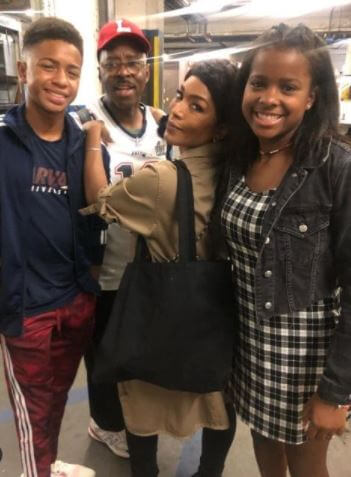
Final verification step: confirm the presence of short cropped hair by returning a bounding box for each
[23,17,83,58]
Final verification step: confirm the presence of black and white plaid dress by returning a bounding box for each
[222,176,339,444]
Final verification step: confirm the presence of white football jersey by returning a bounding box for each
[88,98,166,290]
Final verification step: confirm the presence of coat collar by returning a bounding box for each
[296,137,332,170]
[175,142,224,162]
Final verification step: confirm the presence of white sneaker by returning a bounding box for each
[21,462,95,477]
[51,460,96,477]
[88,418,129,458]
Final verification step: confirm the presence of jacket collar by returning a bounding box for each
[296,136,332,169]
[4,103,84,154]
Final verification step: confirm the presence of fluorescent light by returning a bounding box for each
[212,0,351,19]
[159,41,263,63]
[140,0,351,21]
[252,0,351,18]
[133,0,242,20]
[0,9,43,16]
[189,0,239,14]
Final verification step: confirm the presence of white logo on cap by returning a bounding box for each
[116,20,132,33]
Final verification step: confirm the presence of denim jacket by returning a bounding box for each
[227,137,351,405]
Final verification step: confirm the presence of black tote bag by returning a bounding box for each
[93,160,235,393]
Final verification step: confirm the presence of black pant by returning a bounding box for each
[84,290,125,432]
[126,402,236,477]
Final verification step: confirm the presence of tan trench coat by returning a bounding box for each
[83,142,231,437]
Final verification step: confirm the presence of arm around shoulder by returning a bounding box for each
[150,106,166,124]
[83,120,109,204]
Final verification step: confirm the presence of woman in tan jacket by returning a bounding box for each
[82,59,237,477]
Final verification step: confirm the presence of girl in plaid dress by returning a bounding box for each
[222,24,351,477]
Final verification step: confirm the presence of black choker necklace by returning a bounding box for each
[259,142,292,157]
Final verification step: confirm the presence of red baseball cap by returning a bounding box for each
[97,19,151,54]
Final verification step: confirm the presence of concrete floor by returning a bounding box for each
[0,360,350,477]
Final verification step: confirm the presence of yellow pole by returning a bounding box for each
[153,35,160,108]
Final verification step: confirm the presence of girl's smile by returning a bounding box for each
[242,46,315,150]
[252,110,285,128]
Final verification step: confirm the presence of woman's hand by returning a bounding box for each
[302,393,348,440]
[83,119,112,146]
[83,119,109,205]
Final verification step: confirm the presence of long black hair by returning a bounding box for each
[158,59,239,162]
[183,60,239,256]
[159,59,238,141]
[233,23,339,168]
[185,59,238,135]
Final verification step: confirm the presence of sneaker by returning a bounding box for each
[51,460,96,477]
[21,462,95,477]
[88,418,129,458]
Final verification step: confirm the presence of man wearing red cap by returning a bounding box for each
[84,18,166,458]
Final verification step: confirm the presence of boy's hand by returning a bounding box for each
[302,393,348,440]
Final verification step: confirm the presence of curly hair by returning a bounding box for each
[23,17,83,58]
[233,23,339,167]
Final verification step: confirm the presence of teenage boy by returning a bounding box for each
[0,17,108,477]
[83,19,166,457]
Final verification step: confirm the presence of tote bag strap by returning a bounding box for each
[133,159,197,263]
[174,160,197,262]
[133,234,151,262]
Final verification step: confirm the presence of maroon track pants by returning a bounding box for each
[0,292,95,477]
